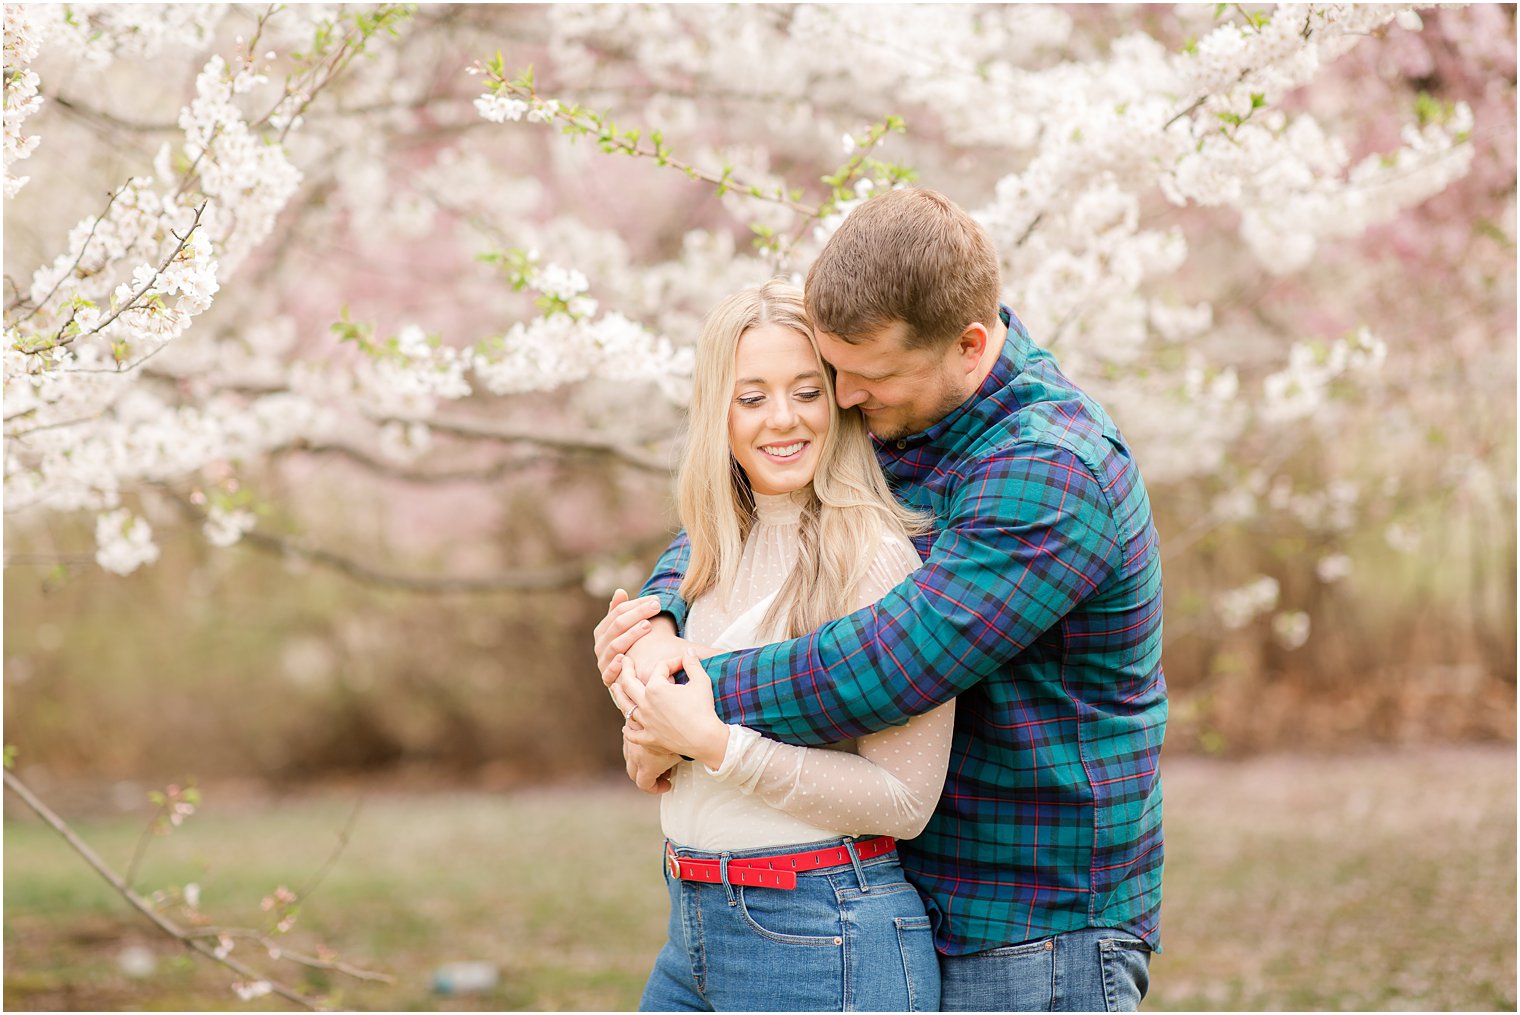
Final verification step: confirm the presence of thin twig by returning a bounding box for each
[414,414,675,472]
[296,797,362,904]
[2,770,331,1011]
[5,410,110,440]
[172,127,221,202]
[186,927,394,984]
[233,527,585,593]
[123,797,173,891]
[1164,66,1253,131]
[261,6,413,145]
[10,182,132,329]
[1162,92,1213,131]
[1014,212,1044,248]
[277,441,549,484]
[36,201,210,354]
[0,553,96,567]
[170,491,673,594]
[44,93,179,134]
[64,333,181,375]
[490,74,818,218]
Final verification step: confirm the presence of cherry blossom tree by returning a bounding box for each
[4,3,1513,710]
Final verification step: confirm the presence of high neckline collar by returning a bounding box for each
[753,489,810,524]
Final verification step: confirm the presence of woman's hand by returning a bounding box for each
[594,589,671,684]
[617,653,729,770]
[623,735,680,795]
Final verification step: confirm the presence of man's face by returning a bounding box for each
[815,320,973,441]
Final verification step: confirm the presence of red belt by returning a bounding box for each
[665,836,896,890]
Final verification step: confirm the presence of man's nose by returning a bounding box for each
[834,378,868,409]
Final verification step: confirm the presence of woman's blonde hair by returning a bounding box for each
[677,278,928,639]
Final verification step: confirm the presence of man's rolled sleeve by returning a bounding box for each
[708,444,1123,744]
[638,531,692,634]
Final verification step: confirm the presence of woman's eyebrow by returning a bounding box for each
[736,370,824,386]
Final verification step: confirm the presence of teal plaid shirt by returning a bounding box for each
[641,308,1166,955]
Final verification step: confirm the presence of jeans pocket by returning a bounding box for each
[1098,937,1152,1012]
[894,916,939,1012]
[734,885,842,947]
[942,939,1055,1012]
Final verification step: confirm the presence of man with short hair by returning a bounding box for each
[597,186,1166,1011]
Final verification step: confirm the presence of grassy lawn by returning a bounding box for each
[5,745,1515,1011]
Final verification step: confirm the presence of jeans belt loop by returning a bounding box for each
[844,836,870,892]
[719,853,737,906]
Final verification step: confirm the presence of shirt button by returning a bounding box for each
[896,440,907,449]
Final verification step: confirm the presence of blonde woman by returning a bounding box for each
[608,280,954,1012]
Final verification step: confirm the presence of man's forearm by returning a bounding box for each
[707,447,1124,743]
[638,531,692,635]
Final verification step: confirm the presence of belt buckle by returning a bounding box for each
[666,843,681,879]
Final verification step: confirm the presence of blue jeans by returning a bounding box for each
[940,927,1152,1012]
[640,836,940,1012]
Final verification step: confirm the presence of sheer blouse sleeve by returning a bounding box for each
[705,531,955,839]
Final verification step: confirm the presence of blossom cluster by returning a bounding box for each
[2,4,47,197]
[1260,327,1387,426]
[471,309,694,405]
[3,2,1509,613]
[1217,575,1282,631]
[176,55,303,273]
[484,5,1478,526]
[39,3,224,66]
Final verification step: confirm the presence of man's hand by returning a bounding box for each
[594,589,678,686]
[623,735,679,794]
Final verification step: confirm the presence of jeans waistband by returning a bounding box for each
[665,834,896,862]
[665,836,899,891]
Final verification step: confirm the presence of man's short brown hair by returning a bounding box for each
[804,187,1002,351]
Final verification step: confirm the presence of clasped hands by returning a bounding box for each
[594,589,726,794]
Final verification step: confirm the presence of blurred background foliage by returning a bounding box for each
[3,2,1515,792]
[4,463,1514,790]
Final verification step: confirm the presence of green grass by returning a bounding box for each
[5,746,1516,1011]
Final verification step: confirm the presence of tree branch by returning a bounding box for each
[485,71,819,218]
[171,493,674,594]
[34,201,210,354]
[3,769,364,1011]
[275,441,550,484]
[184,927,393,984]
[398,414,676,473]
[230,526,669,594]
[45,93,180,135]
[183,799,388,985]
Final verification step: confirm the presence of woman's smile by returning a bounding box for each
[728,322,831,496]
[758,439,810,461]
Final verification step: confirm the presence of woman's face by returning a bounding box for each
[728,323,832,497]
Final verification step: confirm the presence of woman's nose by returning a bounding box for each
[767,398,797,428]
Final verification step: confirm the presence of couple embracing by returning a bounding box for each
[594,187,1166,1013]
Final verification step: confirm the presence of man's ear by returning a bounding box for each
[956,322,990,374]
